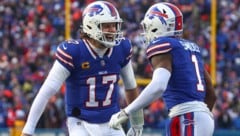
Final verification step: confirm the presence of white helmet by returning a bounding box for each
[82,1,123,48]
[141,2,183,44]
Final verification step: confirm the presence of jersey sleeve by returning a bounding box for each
[120,38,133,67]
[55,40,77,71]
[146,38,172,59]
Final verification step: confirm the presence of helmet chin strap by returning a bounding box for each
[96,38,115,48]
[152,29,183,40]
[96,33,123,48]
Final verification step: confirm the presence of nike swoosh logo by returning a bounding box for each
[151,39,159,44]
[63,44,67,50]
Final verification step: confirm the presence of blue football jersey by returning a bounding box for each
[146,37,206,110]
[55,38,132,123]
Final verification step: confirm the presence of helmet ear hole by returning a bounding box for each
[87,25,92,30]
[152,28,158,32]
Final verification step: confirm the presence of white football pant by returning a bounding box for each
[167,111,214,136]
[67,117,126,136]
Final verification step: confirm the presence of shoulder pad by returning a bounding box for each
[146,37,172,59]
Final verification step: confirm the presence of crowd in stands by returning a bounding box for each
[0,0,240,132]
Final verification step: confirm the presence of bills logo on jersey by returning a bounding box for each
[83,4,103,17]
[147,6,168,25]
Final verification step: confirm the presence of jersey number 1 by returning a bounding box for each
[192,55,204,91]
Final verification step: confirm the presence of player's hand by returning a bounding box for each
[21,133,32,136]
[127,126,143,136]
[109,110,129,129]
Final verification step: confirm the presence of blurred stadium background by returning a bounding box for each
[0,0,240,136]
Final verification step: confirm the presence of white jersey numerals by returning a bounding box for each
[191,55,204,91]
[86,75,117,107]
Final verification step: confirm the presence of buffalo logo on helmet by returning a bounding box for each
[147,6,168,25]
[83,4,103,17]
[83,2,117,18]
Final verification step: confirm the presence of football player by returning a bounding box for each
[109,2,216,136]
[21,1,143,136]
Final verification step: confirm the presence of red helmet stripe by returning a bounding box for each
[164,3,183,31]
[103,1,117,17]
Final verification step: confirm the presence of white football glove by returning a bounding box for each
[109,110,129,130]
[127,126,143,136]
[127,109,144,136]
